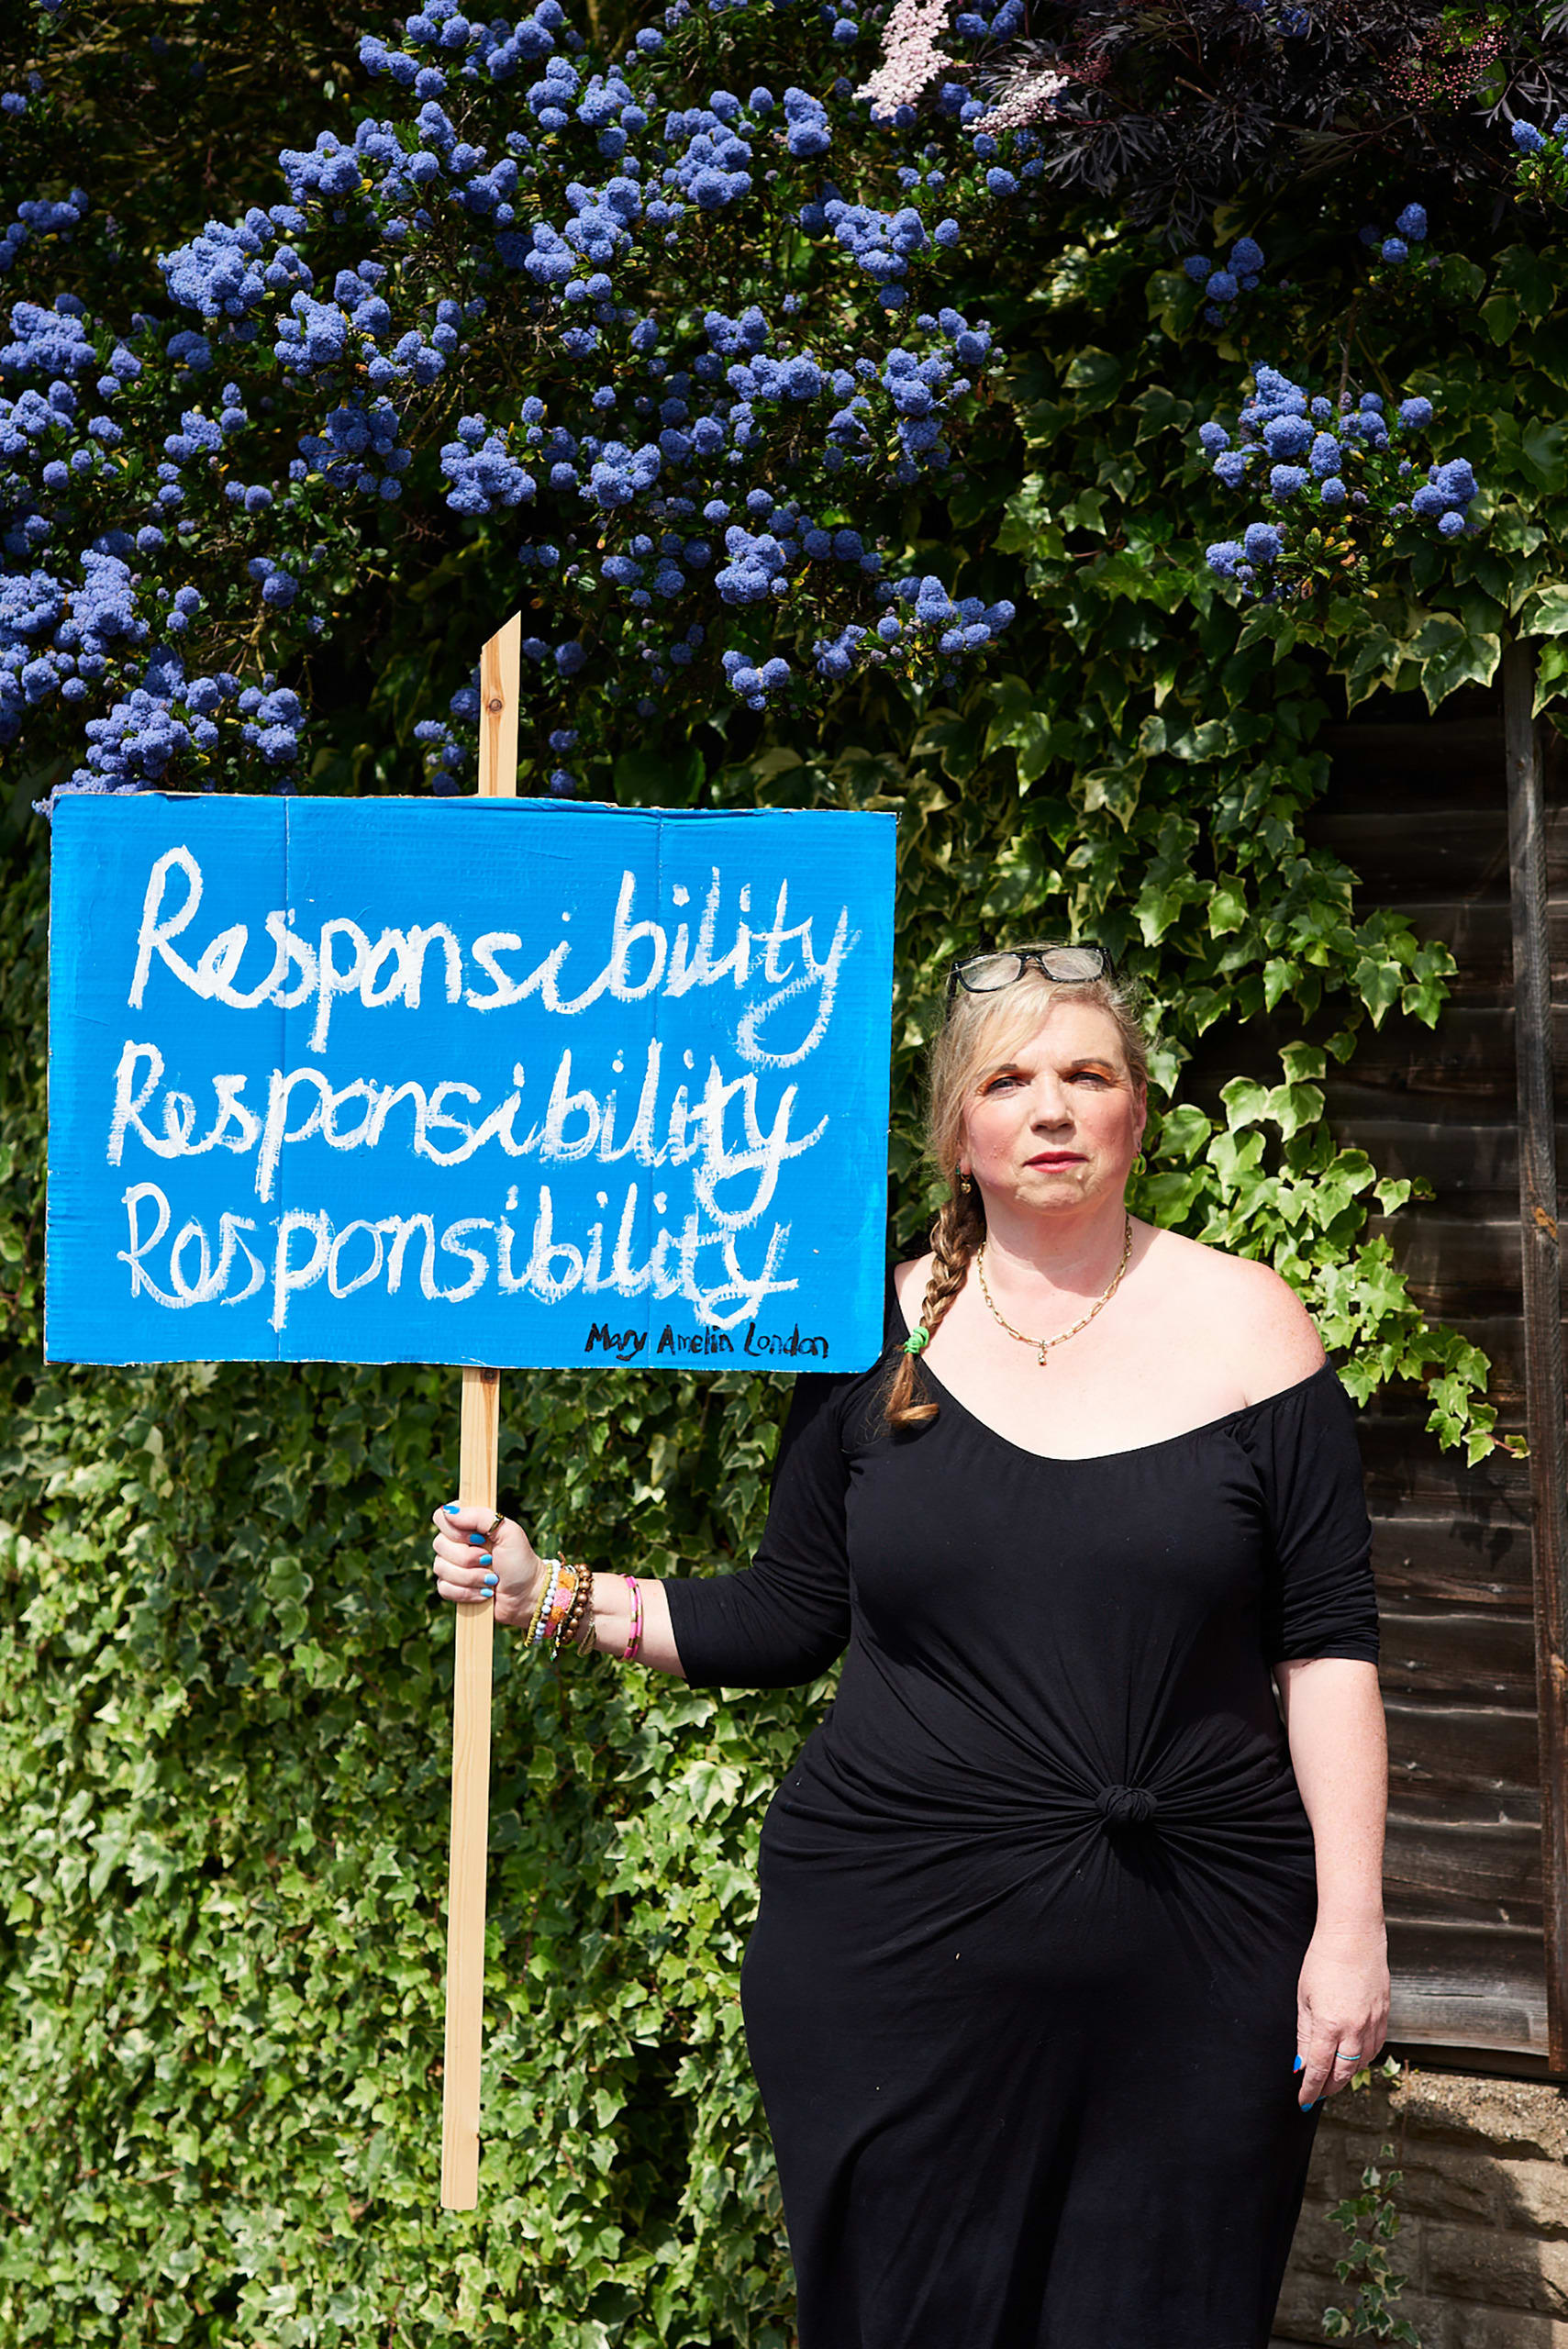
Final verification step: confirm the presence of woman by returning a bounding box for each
[430,943,1389,2349]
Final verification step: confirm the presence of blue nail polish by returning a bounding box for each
[1292,2055,1304,2073]
[479,1553,492,1565]
[445,1505,459,1516]
[469,1531,484,1545]
[484,1573,497,1588]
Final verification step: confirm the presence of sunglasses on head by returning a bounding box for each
[943,941,1118,1014]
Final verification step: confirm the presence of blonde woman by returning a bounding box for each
[431,942,1388,2349]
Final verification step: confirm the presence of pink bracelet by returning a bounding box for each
[622,1574,644,1664]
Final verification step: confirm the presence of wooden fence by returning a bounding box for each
[1186,677,1567,2071]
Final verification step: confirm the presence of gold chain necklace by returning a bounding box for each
[975,1217,1134,1367]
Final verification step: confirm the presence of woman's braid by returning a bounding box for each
[884,1185,985,1431]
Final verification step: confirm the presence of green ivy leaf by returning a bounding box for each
[1061,347,1126,409]
[1155,1103,1213,1161]
[1496,242,1560,328]
[1219,1076,1272,1130]
[1407,613,1502,711]
[1518,583,1568,638]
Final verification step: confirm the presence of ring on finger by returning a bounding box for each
[1334,2049,1362,2065]
[484,1510,505,1543]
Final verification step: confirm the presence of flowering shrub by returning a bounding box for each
[0,0,1062,814]
[1512,110,1568,200]
[1199,364,1478,600]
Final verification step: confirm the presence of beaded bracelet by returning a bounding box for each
[541,1563,576,1658]
[622,1573,644,1664]
[528,1561,569,1650]
[539,1564,578,1652]
[552,1563,594,1660]
[573,1582,598,1653]
[523,1558,561,1647]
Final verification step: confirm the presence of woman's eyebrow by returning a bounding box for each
[978,1054,1126,1083]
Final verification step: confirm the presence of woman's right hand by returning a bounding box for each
[428,1504,547,1632]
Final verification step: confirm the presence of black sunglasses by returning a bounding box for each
[943,941,1118,1013]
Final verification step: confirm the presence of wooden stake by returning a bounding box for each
[441,1364,501,2207]
[479,611,522,801]
[1502,639,1568,2073]
[440,615,521,2210]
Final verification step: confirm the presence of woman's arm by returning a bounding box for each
[428,1369,856,1683]
[432,1349,858,1692]
[1275,1655,1390,2108]
[429,1506,687,1675]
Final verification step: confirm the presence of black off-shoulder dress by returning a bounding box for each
[662,1266,1381,2349]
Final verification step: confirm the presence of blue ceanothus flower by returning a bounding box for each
[1181,234,1268,325]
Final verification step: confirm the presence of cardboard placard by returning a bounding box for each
[47,794,897,1371]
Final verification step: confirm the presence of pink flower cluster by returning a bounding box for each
[853,0,970,119]
[972,68,1069,136]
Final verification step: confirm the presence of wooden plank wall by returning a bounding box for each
[1184,698,1556,2062]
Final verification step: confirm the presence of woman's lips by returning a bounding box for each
[1026,1152,1084,1167]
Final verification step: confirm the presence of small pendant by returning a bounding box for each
[1037,1341,1049,1366]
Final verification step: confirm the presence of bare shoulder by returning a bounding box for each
[1142,1226,1325,1402]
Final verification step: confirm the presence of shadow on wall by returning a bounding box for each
[1272,2066,1568,2348]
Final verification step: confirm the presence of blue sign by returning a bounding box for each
[47,796,896,1371]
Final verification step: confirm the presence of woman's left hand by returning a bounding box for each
[1295,1920,1389,2108]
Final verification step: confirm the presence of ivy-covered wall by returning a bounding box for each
[4,1,1567,2342]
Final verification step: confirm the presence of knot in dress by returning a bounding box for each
[662,1266,1380,2349]
[1095,1781,1158,1828]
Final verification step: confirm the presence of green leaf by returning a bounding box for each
[1062,347,1126,409]
[1060,487,1108,534]
[1518,583,1568,639]
[1496,242,1560,328]
[995,474,1053,552]
[1278,1041,1327,1084]
[1520,418,1568,495]
[1353,955,1404,1026]
[1155,1103,1213,1161]
[1407,613,1502,710]
[1481,291,1521,346]
[1262,958,1296,1011]
[1169,718,1235,763]
[1269,1080,1324,1141]
[1438,252,1487,303]
[1219,1076,1272,1131]
[1535,639,1568,712]
[1129,384,1192,443]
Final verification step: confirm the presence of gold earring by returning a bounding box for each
[960,1171,973,1194]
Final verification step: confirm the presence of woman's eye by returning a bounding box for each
[984,1074,1018,1092]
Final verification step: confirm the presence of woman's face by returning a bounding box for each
[959,996,1145,1219]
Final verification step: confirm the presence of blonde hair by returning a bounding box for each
[883,965,1151,1433]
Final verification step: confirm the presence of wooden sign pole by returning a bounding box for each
[440,613,522,2210]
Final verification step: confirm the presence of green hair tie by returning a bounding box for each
[902,1324,930,1356]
